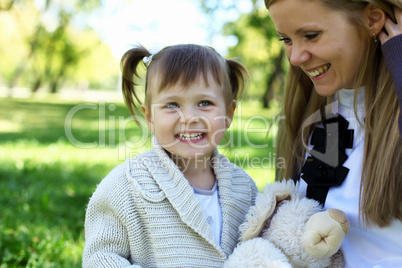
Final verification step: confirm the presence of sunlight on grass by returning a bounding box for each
[0,96,279,267]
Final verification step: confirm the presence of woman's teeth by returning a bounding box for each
[308,64,330,77]
[177,133,204,140]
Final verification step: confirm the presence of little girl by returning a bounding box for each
[83,44,258,267]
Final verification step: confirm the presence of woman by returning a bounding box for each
[265,0,402,266]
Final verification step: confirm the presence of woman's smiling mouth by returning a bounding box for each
[307,64,331,77]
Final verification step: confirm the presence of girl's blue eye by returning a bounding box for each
[199,100,211,107]
[166,103,179,108]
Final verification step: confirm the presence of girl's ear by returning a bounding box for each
[225,100,236,129]
[141,104,154,132]
[364,4,387,36]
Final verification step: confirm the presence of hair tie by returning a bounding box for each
[142,43,165,66]
[143,55,154,65]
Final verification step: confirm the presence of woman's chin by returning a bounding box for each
[314,86,340,97]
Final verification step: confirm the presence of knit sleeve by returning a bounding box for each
[382,34,402,138]
[82,164,142,268]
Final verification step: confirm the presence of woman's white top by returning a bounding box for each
[300,88,402,268]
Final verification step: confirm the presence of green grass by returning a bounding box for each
[0,96,278,267]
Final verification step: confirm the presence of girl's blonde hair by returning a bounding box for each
[265,0,402,227]
[120,44,249,124]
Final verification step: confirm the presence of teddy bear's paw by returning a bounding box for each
[224,238,292,268]
[302,210,347,258]
[327,209,350,235]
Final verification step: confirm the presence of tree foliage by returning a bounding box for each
[199,0,288,107]
[0,0,119,94]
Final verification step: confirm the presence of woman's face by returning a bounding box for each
[269,0,367,96]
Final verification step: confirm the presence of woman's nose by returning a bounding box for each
[288,43,311,67]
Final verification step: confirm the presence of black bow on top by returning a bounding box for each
[301,113,354,205]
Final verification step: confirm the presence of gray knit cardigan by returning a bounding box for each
[83,141,257,268]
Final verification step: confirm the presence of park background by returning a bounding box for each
[0,0,289,266]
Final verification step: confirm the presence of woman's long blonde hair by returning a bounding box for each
[266,0,402,227]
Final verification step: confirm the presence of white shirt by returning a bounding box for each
[300,88,402,268]
[193,181,223,246]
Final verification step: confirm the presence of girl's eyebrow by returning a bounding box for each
[197,92,217,98]
[158,91,217,101]
[157,94,181,102]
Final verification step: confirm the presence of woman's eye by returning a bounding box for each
[199,100,212,107]
[305,33,320,40]
[279,37,292,45]
[166,103,179,108]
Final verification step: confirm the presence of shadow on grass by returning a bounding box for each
[0,158,109,267]
[0,98,146,146]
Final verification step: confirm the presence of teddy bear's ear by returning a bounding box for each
[240,189,292,241]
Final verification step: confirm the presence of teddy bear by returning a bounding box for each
[224,180,350,268]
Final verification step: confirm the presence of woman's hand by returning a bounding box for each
[379,6,402,44]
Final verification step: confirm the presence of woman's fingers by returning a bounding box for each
[379,6,402,45]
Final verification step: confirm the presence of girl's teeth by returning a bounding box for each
[178,133,203,140]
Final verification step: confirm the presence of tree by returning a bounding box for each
[199,0,288,107]
[28,11,80,93]
[0,0,121,94]
[0,0,17,11]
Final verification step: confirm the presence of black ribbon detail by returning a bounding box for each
[301,113,354,205]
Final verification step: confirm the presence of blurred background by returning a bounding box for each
[0,0,288,266]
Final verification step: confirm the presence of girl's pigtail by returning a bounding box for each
[226,59,249,100]
[120,45,151,124]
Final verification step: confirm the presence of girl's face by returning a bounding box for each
[269,0,366,96]
[142,73,235,162]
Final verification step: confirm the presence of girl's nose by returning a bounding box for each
[179,108,200,124]
[288,43,311,67]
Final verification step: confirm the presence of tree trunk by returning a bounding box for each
[8,25,43,89]
[31,77,42,93]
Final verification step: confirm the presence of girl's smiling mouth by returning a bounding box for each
[176,132,206,141]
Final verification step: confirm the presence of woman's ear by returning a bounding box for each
[141,104,154,132]
[364,3,387,36]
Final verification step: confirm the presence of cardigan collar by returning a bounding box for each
[131,137,236,257]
